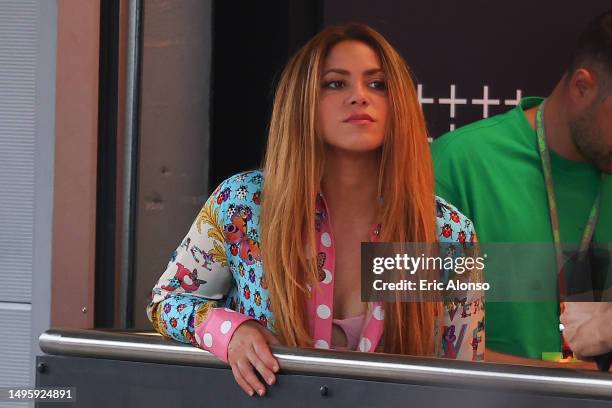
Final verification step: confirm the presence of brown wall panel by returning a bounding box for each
[51,0,100,328]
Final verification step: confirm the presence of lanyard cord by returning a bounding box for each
[535,100,603,301]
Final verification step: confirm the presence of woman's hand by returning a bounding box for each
[227,320,280,396]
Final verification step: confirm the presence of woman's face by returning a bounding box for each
[318,40,389,153]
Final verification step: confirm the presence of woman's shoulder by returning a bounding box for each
[213,169,264,195]
[209,170,264,226]
[434,195,476,243]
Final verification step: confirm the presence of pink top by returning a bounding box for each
[332,314,366,350]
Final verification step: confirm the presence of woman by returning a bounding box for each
[147,24,484,396]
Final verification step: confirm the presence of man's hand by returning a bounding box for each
[561,302,612,358]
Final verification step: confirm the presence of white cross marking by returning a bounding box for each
[417,84,434,105]
[439,84,467,118]
[472,85,500,118]
[504,89,522,106]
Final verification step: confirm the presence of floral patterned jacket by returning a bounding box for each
[147,170,485,362]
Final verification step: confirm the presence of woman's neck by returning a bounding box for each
[320,147,380,224]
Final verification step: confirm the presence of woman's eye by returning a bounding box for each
[324,80,344,89]
[369,80,387,90]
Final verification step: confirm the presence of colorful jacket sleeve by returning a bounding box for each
[436,196,486,361]
[146,180,255,362]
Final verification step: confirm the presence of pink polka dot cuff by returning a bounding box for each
[194,307,254,363]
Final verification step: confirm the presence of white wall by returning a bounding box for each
[0,0,56,406]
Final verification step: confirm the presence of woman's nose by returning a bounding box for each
[349,83,368,105]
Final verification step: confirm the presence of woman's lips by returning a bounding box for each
[344,113,375,125]
[345,118,374,125]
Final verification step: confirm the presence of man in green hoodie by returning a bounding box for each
[431,10,612,364]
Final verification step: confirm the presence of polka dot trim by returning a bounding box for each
[316,304,331,319]
[320,232,332,248]
[322,268,332,284]
[358,337,372,352]
[314,339,330,349]
[220,320,232,334]
[307,195,385,353]
[194,307,255,363]
[372,305,384,321]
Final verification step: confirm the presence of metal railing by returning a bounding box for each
[39,329,612,400]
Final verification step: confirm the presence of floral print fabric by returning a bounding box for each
[147,170,485,361]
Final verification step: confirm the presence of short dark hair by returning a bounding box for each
[566,10,612,76]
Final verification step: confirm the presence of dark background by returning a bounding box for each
[210,1,323,187]
[323,1,611,137]
[209,1,611,188]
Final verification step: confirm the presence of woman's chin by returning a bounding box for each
[325,143,383,156]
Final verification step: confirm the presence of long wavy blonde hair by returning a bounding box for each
[260,24,439,356]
